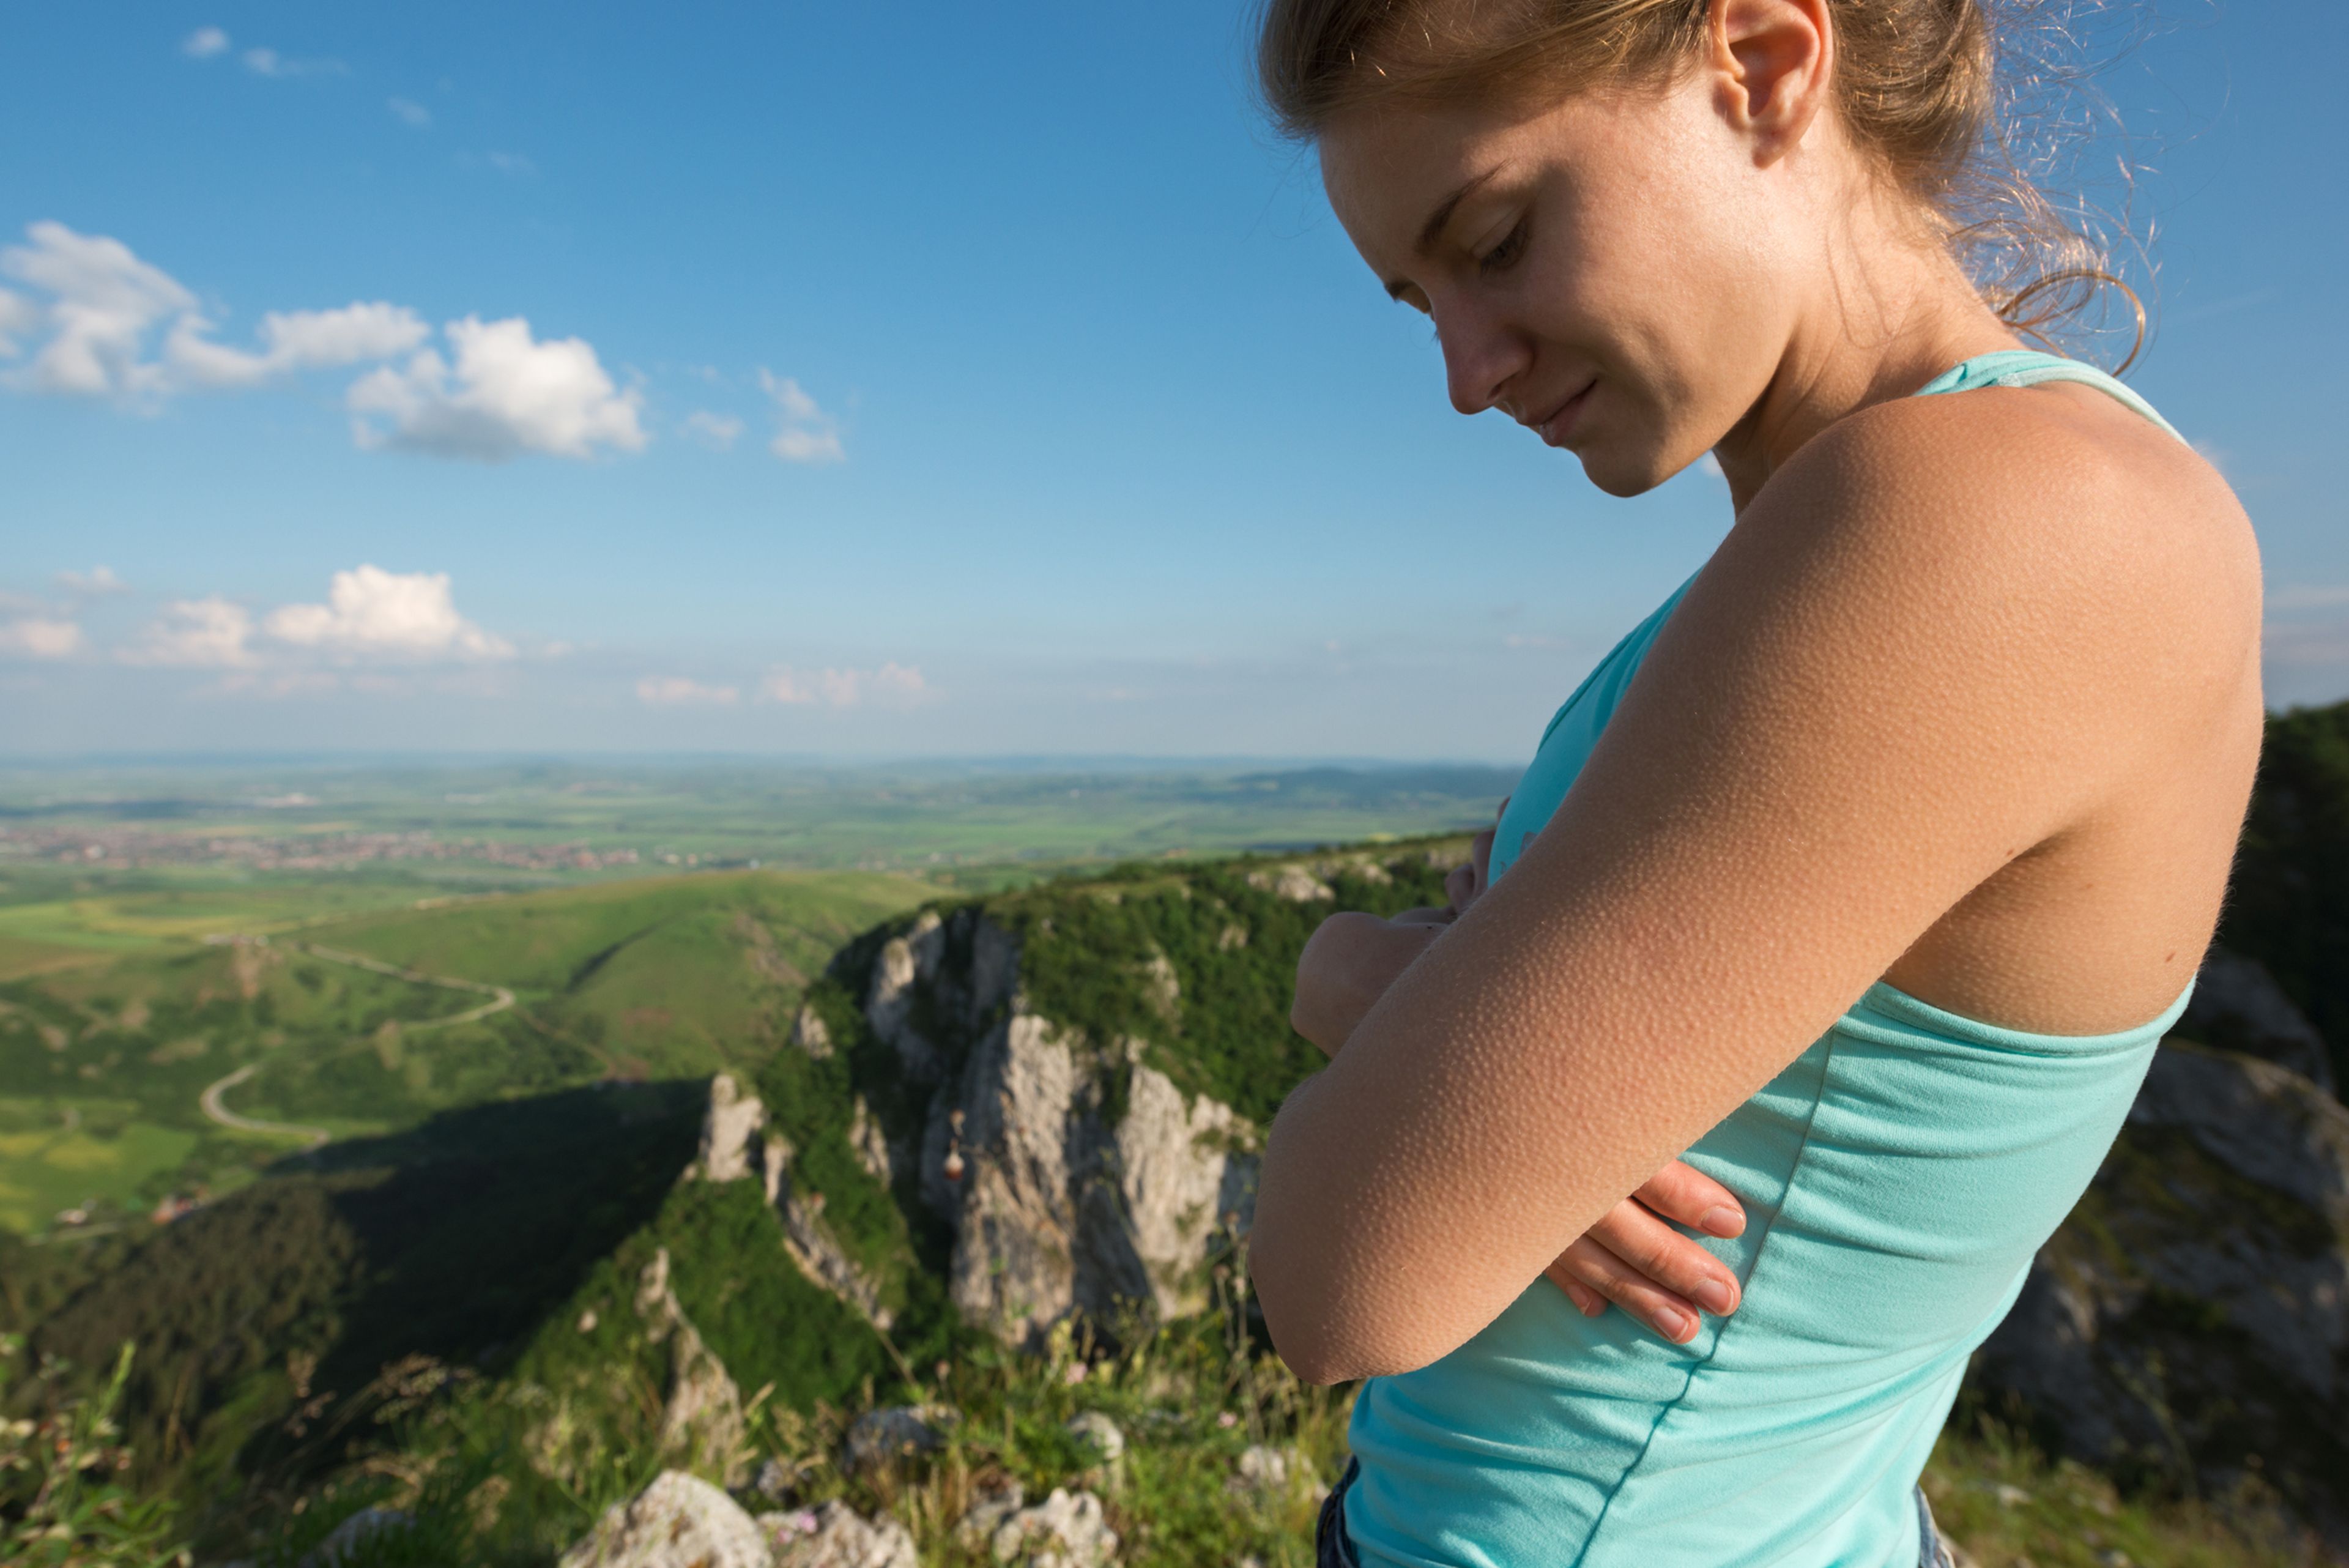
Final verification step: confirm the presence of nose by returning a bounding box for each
[1433,298,1531,418]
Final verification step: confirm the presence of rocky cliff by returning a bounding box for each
[768,848,1456,1347]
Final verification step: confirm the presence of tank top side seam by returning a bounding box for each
[1568,1036,1842,1568]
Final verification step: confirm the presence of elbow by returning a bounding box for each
[1249,1232,1431,1386]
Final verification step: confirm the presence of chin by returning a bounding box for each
[1574,444,1673,499]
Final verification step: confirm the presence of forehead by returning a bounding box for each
[1318,102,1510,243]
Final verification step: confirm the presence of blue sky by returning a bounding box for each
[2,1,2342,759]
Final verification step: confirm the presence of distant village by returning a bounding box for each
[0,823,669,875]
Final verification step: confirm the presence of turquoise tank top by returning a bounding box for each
[1343,353,2195,1568]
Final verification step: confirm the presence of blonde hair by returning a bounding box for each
[1257,0,2145,368]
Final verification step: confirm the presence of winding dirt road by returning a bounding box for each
[196,941,518,1146]
[198,1063,332,1148]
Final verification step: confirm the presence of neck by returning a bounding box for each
[1712,235,2021,513]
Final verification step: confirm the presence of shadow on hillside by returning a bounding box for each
[294,1079,707,1392]
[28,1079,706,1491]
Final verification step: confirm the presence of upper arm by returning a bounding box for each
[1249,391,2255,1383]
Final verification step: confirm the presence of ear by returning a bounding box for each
[1704,0,1833,165]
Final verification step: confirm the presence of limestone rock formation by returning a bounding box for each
[558,1470,771,1568]
[1246,864,1333,903]
[866,910,948,1079]
[1976,1041,2349,1548]
[763,1499,919,1568]
[633,1248,746,1484]
[687,1072,768,1184]
[790,1005,833,1059]
[954,1479,1027,1552]
[833,905,1271,1345]
[1113,1065,1256,1320]
[683,1074,893,1331]
[848,1094,894,1185]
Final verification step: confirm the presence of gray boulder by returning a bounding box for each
[842,1404,952,1471]
[557,1471,771,1568]
[762,1499,919,1568]
[985,1487,1118,1567]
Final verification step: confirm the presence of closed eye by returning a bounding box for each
[1477,220,1529,275]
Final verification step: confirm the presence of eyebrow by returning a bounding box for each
[1382,165,1505,301]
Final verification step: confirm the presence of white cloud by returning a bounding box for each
[182,26,230,59]
[348,316,647,461]
[242,48,344,78]
[388,97,432,129]
[121,597,256,667]
[681,411,743,450]
[168,302,430,388]
[0,225,646,467]
[760,662,927,708]
[0,288,36,357]
[637,676,740,707]
[0,221,194,399]
[759,370,844,464]
[264,565,514,660]
[56,565,127,596]
[485,152,536,177]
[0,618,82,660]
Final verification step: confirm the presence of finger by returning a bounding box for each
[1586,1201,1741,1318]
[1634,1159,1746,1238]
[1470,823,1496,886]
[1542,1263,1606,1319]
[1444,860,1478,912]
[1552,1235,1704,1345]
[1389,905,1455,926]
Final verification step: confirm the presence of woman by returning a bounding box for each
[1245,1,2262,1565]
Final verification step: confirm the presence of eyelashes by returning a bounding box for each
[1478,220,1529,275]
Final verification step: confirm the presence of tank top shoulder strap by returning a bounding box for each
[1911,349,2184,444]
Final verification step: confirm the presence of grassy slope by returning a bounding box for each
[314,870,928,1076]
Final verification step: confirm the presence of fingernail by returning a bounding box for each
[1699,1206,1746,1238]
[1579,1293,1605,1318]
[1692,1279,1736,1315]
[1653,1308,1694,1342]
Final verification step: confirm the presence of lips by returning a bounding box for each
[1524,381,1596,448]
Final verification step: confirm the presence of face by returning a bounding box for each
[1320,76,1806,496]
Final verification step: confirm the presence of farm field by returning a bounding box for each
[0,757,1515,879]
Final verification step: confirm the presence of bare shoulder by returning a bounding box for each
[1732,378,2261,724]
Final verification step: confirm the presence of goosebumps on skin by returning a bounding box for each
[1249,0,2260,1388]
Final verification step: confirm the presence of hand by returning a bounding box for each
[1445,795,1507,916]
[1291,912,1444,1059]
[1545,1159,1747,1344]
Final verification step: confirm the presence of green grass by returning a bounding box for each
[313,869,931,1076]
[0,1099,202,1232]
[1922,1417,2314,1567]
